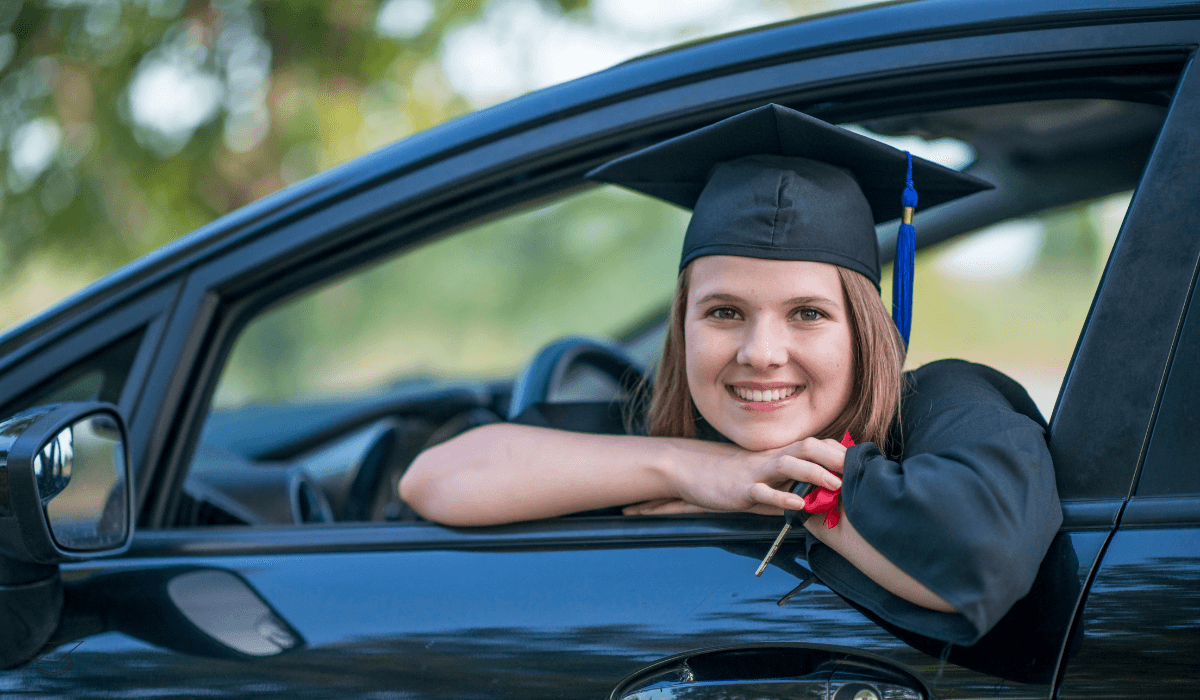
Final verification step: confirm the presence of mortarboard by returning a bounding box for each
[585,104,993,345]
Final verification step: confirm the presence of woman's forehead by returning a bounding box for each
[686,256,844,305]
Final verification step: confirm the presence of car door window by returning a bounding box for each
[173,98,1160,529]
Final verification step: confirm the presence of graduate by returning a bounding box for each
[400,104,1063,646]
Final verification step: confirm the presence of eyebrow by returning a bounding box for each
[694,292,841,307]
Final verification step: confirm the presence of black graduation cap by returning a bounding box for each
[585,104,993,344]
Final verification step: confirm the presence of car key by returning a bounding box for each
[754,481,816,576]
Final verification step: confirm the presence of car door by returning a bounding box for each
[4,8,1198,700]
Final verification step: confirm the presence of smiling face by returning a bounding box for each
[683,255,856,451]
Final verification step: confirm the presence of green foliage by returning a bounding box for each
[0,0,494,278]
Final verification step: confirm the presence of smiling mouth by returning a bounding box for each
[728,385,801,403]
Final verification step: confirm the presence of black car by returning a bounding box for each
[1,0,1199,697]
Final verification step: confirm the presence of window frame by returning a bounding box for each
[1052,50,1200,509]
[0,281,181,511]
[1120,49,1200,506]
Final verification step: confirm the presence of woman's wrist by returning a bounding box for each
[653,438,696,500]
[654,437,737,504]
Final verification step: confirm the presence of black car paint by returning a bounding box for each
[11,520,1099,698]
[1,0,1199,697]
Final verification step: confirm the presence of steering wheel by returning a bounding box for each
[507,336,646,421]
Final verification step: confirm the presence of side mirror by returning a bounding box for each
[0,402,132,669]
[0,402,132,565]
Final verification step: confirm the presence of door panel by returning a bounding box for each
[1056,522,1200,700]
[7,522,1103,699]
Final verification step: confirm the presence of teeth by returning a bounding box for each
[733,386,798,402]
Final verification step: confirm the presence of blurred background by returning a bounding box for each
[2,0,1128,420]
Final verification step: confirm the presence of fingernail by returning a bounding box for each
[789,496,805,508]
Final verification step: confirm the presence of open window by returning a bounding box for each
[175,186,690,526]
[168,96,1164,529]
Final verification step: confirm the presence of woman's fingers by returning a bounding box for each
[775,455,843,491]
[750,482,809,511]
[660,438,847,516]
[779,437,847,474]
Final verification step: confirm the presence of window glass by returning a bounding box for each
[0,330,146,419]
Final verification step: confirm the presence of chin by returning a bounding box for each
[721,425,809,452]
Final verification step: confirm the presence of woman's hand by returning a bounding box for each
[625,437,847,515]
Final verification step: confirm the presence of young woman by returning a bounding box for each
[399,104,1063,647]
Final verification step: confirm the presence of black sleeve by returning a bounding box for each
[805,359,1063,646]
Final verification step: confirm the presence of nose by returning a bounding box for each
[736,317,788,370]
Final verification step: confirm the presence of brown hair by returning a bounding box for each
[641,263,905,450]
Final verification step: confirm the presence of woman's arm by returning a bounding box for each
[401,424,692,525]
[399,423,843,526]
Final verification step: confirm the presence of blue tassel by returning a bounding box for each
[893,152,918,347]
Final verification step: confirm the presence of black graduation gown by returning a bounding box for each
[512,358,1063,646]
[806,359,1062,646]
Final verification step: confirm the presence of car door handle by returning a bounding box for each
[611,645,927,700]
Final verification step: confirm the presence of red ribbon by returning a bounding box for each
[803,430,853,529]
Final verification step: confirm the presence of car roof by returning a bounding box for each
[3,0,1194,355]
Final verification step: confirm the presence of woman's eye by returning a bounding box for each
[710,307,739,320]
[796,308,822,322]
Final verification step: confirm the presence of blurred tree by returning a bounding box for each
[0,0,587,278]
